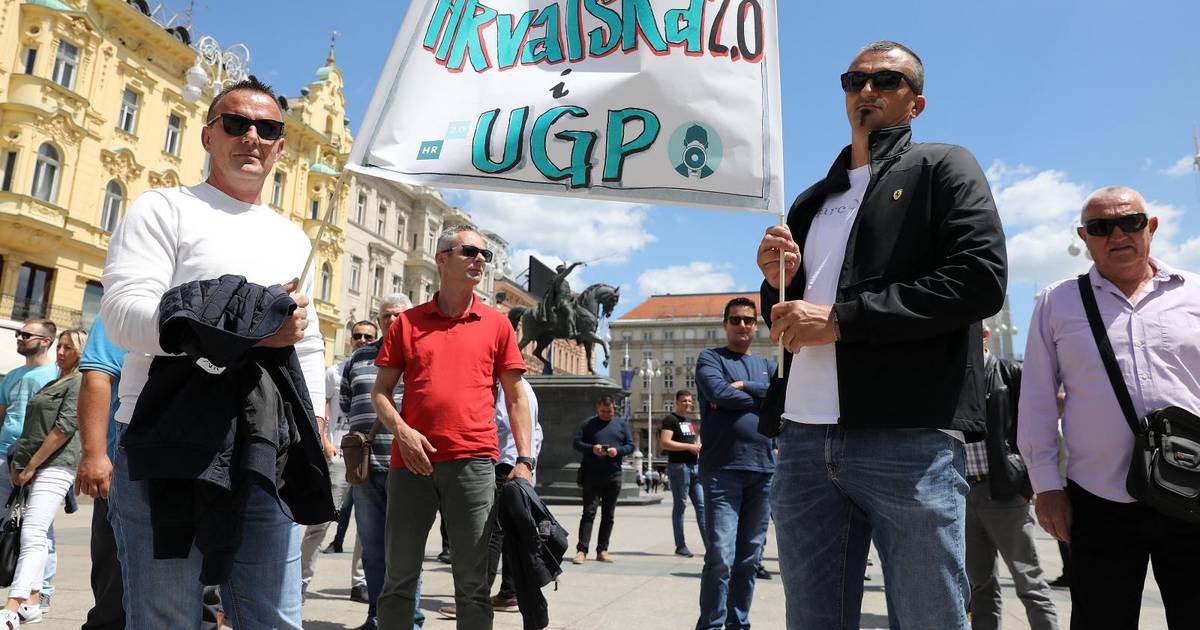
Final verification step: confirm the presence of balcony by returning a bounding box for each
[0,294,82,328]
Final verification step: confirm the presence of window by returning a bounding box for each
[641,394,650,413]
[377,205,387,235]
[427,226,436,253]
[31,143,60,203]
[118,89,139,133]
[13,263,52,320]
[0,151,16,192]
[51,40,79,89]
[164,114,182,155]
[411,232,418,251]
[685,371,696,389]
[642,331,653,341]
[621,332,632,342]
[663,371,674,390]
[372,265,384,297]
[663,351,674,366]
[396,216,406,247]
[271,172,284,206]
[706,329,717,340]
[663,330,675,340]
[664,400,674,413]
[391,274,403,294]
[320,263,332,301]
[642,373,651,389]
[355,194,366,224]
[310,199,320,220]
[100,180,123,232]
[22,48,37,75]
[642,350,653,361]
[685,354,694,369]
[81,281,103,329]
[350,257,362,292]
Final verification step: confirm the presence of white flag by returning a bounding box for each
[348,0,784,214]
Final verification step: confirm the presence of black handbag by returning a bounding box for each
[0,486,27,588]
[1078,274,1200,523]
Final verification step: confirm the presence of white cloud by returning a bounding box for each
[988,160,1195,287]
[1163,155,1196,178]
[444,189,656,266]
[636,262,736,296]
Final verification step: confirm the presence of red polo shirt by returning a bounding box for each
[375,294,526,468]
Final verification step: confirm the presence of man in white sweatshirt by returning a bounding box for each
[99,78,323,630]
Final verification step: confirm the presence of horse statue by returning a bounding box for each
[507,283,620,375]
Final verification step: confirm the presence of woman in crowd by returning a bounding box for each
[0,328,86,628]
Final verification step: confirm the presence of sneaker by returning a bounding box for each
[572,551,587,565]
[755,565,771,580]
[438,605,456,619]
[436,550,452,564]
[597,551,613,563]
[0,609,18,629]
[674,547,694,558]
[322,542,344,554]
[15,603,39,623]
[349,584,370,604]
[33,595,46,613]
[491,594,518,611]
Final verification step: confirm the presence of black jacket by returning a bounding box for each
[497,478,568,630]
[123,275,335,584]
[760,126,1007,437]
[983,354,1031,500]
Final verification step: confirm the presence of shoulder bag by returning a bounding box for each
[0,486,27,587]
[340,421,381,486]
[1078,274,1200,523]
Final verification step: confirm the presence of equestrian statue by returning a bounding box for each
[507,262,620,375]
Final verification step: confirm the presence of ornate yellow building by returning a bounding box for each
[0,0,350,360]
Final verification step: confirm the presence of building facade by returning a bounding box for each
[609,292,774,460]
[0,0,351,361]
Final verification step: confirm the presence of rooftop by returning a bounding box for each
[617,292,759,321]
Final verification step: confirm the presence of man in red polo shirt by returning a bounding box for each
[371,224,534,630]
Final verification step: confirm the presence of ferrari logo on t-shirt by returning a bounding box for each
[892,188,903,201]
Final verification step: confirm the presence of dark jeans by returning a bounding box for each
[668,462,706,551]
[488,464,548,630]
[83,497,125,630]
[1067,480,1200,630]
[696,469,772,630]
[576,471,621,554]
[332,484,354,546]
[354,469,424,628]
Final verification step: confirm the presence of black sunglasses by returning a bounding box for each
[206,113,285,141]
[440,244,494,263]
[1083,213,1148,237]
[14,331,47,341]
[351,333,376,341]
[840,70,919,94]
[726,316,757,326]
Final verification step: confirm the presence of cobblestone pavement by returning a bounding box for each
[33,497,1166,629]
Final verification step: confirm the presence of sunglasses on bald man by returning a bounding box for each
[1082,213,1148,237]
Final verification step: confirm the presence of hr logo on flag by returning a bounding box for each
[417,140,444,160]
[446,121,471,140]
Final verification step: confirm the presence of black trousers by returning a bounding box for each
[1067,480,1200,630]
[82,498,125,630]
[488,463,548,630]
[576,472,621,553]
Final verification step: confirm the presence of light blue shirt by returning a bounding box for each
[79,318,127,460]
[0,362,58,454]
[495,379,542,466]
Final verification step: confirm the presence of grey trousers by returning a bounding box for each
[301,455,366,589]
[965,480,1058,630]
[380,458,496,630]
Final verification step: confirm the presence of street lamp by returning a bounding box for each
[182,35,251,104]
[638,358,662,473]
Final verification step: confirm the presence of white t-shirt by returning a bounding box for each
[326,361,349,445]
[784,165,869,425]
[101,182,325,424]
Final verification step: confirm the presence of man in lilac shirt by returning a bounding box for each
[1018,186,1200,629]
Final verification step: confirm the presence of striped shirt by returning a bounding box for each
[339,341,400,472]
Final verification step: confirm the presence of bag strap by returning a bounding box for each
[1076,274,1143,436]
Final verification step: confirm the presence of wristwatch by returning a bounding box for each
[516,456,537,471]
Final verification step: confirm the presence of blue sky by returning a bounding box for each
[184,0,1200,356]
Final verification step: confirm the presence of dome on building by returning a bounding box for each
[309,163,340,177]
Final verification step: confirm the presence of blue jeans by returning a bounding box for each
[109,431,303,630]
[668,462,706,551]
[770,422,969,630]
[354,468,424,628]
[696,469,772,630]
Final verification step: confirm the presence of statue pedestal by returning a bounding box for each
[528,374,662,506]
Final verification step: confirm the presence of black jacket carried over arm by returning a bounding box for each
[496,477,569,629]
[760,126,1008,438]
[122,275,336,584]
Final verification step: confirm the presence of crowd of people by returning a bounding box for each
[1,36,1197,630]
